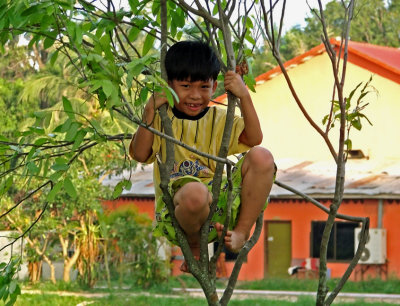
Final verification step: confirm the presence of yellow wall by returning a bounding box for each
[250,53,400,162]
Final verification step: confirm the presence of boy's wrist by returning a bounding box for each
[238,91,251,103]
[142,102,156,124]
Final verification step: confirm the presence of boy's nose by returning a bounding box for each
[189,88,201,99]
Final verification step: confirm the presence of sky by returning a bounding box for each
[115,0,332,33]
[276,0,331,32]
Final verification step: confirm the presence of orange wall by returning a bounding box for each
[103,197,400,280]
[102,197,155,219]
[238,198,400,280]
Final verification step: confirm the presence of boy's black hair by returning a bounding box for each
[165,41,220,82]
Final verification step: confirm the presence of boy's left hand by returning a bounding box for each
[224,70,250,100]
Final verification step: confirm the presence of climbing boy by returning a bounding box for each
[129,41,275,271]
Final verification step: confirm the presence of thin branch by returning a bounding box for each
[0,201,49,253]
[177,0,221,28]
[0,181,51,219]
[220,213,263,304]
[274,180,366,223]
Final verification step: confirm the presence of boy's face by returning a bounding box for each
[168,78,217,116]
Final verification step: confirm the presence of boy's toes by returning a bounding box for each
[180,261,189,273]
[179,255,200,273]
[215,222,224,235]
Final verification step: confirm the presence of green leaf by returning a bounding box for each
[142,30,155,55]
[351,119,362,130]
[34,138,48,146]
[322,114,329,125]
[347,81,363,104]
[42,157,50,178]
[51,163,69,171]
[43,36,55,49]
[245,16,254,29]
[212,3,219,15]
[139,87,149,105]
[47,181,63,202]
[65,122,80,142]
[49,50,59,66]
[102,80,114,98]
[127,61,145,77]
[151,0,160,15]
[75,24,83,45]
[71,130,86,151]
[128,27,140,42]
[8,281,16,294]
[112,180,132,199]
[27,162,39,175]
[164,89,174,107]
[245,32,256,45]
[64,178,77,199]
[49,171,63,183]
[0,177,13,197]
[62,97,75,119]
[58,118,72,133]
[9,145,22,153]
[244,74,256,92]
[345,139,352,151]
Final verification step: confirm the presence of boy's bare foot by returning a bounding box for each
[215,222,248,253]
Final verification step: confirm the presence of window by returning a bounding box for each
[311,221,358,261]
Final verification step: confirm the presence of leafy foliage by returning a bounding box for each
[0,258,21,306]
[99,206,170,288]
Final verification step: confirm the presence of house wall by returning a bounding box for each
[102,197,155,220]
[229,198,400,281]
[107,197,400,281]
[251,53,400,161]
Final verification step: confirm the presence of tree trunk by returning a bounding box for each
[103,241,111,288]
[43,255,56,284]
[28,262,40,283]
[62,247,80,283]
[59,234,80,282]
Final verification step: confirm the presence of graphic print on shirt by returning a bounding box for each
[170,159,211,179]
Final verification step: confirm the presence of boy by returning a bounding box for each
[129,41,275,271]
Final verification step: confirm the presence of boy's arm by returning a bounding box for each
[224,71,263,147]
[129,94,168,162]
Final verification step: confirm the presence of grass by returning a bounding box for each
[234,277,400,294]
[22,275,400,294]
[18,275,400,306]
[15,293,399,306]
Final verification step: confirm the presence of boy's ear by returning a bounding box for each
[212,81,218,93]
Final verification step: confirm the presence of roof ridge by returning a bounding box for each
[346,40,400,52]
[331,39,400,76]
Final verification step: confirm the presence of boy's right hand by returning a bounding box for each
[145,91,169,111]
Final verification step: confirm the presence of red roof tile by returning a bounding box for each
[256,38,400,84]
[346,40,400,72]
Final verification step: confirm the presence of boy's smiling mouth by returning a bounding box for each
[185,103,203,111]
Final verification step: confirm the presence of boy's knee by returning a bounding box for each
[245,146,274,172]
[174,182,211,214]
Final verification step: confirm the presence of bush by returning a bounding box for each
[99,206,170,288]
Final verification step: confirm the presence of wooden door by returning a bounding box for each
[264,221,292,278]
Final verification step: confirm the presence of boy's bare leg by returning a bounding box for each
[216,147,275,253]
[173,182,212,272]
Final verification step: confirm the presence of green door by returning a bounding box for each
[264,221,292,278]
